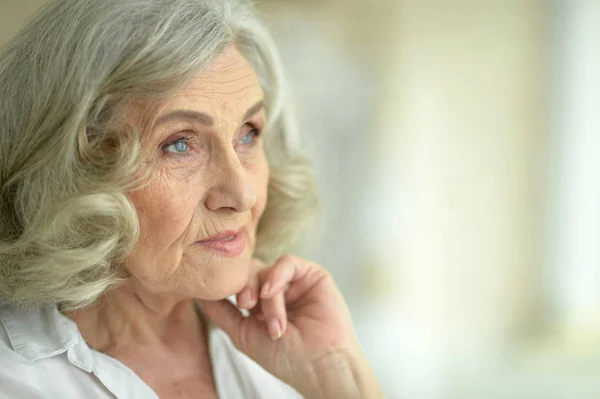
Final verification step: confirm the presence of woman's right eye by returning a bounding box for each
[163,138,190,154]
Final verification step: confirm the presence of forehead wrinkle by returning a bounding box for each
[193,96,241,131]
[191,55,260,90]
[196,90,265,123]
[197,66,252,82]
[138,57,264,142]
[185,76,260,99]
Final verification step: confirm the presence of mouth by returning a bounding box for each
[198,227,246,257]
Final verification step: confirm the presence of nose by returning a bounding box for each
[204,149,257,214]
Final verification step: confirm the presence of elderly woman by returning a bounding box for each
[0,0,383,398]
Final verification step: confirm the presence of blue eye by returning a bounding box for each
[164,139,190,153]
[240,130,258,146]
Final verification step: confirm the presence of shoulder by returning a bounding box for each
[0,305,112,399]
[0,314,59,398]
[208,327,304,399]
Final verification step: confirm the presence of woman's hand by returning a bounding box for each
[199,255,384,399]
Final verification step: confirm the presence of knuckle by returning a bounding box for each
[321,269,333,280]
[276,253,296,265]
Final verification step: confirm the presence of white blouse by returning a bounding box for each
[0,304,303,399]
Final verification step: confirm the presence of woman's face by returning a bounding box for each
[125,46,269,301]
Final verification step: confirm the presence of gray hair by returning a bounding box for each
[0,0,317,310]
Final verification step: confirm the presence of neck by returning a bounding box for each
[64,285,205,354]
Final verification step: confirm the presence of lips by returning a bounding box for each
[198,227,246,257]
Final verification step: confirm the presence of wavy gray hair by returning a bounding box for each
[0,0,317,310]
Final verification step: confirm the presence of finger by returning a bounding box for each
[257,254,329,339]
[236,258,266,309]
[260,291,287,340]
[283,266,331,304]
[260,255,309,299]
[257,257,305,340]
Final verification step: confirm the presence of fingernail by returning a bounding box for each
[268,318,282,340]
[261,282,271,298]
[237,288,252,309]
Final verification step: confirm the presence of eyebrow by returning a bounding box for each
[154,100,265,128]
[242,100,266,121]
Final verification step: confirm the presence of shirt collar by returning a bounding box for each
[0,304,95,371]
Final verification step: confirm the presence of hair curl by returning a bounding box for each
[0,0,318,310]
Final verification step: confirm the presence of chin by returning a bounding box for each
[191,258,251,301]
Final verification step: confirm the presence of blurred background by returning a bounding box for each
[2,0,600,398]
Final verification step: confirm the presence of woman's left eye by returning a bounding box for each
[163,138,190,154]
[239,128,260,146]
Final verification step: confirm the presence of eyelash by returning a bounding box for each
[161,134,194,155]
[160,124,262,156]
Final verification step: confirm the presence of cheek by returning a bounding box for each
[124,178,201,284]
[128,175,199,248]
[251,158,270,222]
